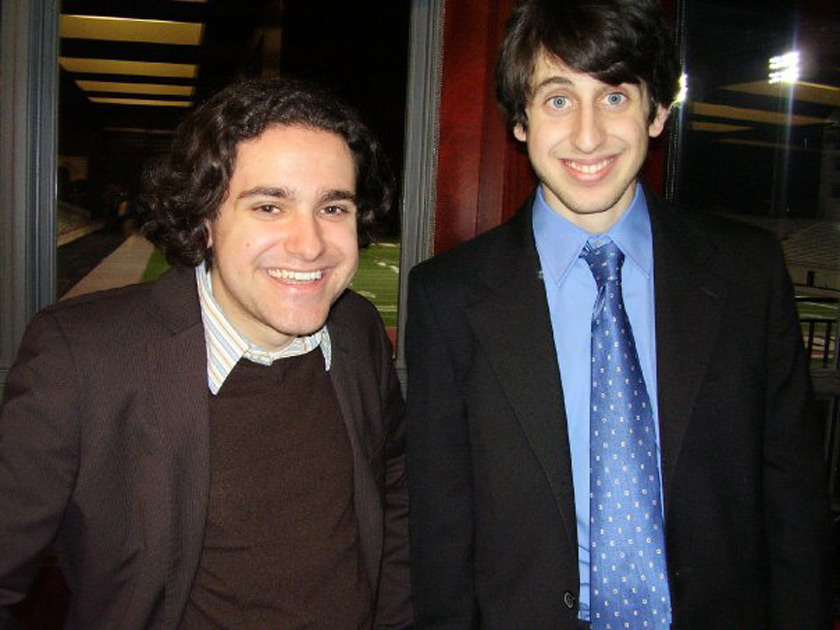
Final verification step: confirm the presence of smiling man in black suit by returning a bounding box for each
[404,1,831,628]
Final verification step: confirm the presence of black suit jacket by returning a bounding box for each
[0,265,412,629]
[405,191,830,629]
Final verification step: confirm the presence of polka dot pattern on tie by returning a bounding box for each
[584,238,671,629]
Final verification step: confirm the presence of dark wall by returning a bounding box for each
[279,0,411,237]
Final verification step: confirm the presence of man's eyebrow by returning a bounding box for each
[532,76,574,93]
[320,189,357,204]
[236,186,357,204]
[237,186,295,200]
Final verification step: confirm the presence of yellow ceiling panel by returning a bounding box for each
[89,97,193,107]
[722,81,840,108]
[718,138,807,152]
[103,127,177,134]
[61,15,204,46]
[75,80,194,96]
[60,57,197,78]
[690,121,752,133]
[691,101,826,126]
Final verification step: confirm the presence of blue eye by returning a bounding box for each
[606,92,627,105]
[549,95,568,109]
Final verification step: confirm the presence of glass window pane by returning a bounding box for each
[57,1,409,347]
[674,0,839,369]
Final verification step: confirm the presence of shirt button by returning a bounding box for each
[563,591,577,609]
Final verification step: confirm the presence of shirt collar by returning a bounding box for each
[532,182,653,286]
[195,261,331,395]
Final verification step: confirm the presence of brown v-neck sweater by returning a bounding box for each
[180,350,372,629]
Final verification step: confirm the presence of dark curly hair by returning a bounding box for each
[496,0,681,131]
[141,77,394,266]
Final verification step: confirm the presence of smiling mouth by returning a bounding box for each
[563,157,614,175]
[266,269,324,284]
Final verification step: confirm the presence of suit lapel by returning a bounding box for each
[144,266,211,625]
[648,195,727,503]
[327,314,383,595]
[466,206,577,553]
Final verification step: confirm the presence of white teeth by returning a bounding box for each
[267,269,323,282]
[566,158,612,174]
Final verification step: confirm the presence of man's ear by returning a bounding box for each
[204,218,214,249]
[513,122,527,142]
[648,105,669,138]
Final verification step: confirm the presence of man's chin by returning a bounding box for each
[272,313,331,339]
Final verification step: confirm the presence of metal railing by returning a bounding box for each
[795,289,840,514]
[796,293,838,369]
[802,316,836,368]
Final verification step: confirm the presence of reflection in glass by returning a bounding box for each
[673,0,839,368]
[55,1,408,345]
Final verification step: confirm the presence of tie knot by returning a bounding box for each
[582,238,624,288]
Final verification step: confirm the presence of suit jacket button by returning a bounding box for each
[563,591,577,609]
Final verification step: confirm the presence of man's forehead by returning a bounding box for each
[230,125,355,172]
[226,123,356,177]
[529,49,644,94]
[219,124,357,205]
[235,123,350,153]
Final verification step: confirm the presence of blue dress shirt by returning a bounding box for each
[532,183,660,621]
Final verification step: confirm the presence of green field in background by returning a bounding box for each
[141,248,170,283]
[141,241,401,328]
[351,241,400,328]
[796,300,837,322]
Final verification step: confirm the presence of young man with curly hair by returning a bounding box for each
[0,78,411,629]
[405,0,830,627]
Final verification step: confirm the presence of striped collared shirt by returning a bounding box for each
[195,261,332,395]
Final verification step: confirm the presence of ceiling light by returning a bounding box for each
[768,50,799,85]
[692,101,824,126]
[89,97,193,107]
[61,15,204,46]
[75,80,194,97]
[103,127,177,134]
[723,80,840,107]
[60,57,197,78]
[690,121,751,133]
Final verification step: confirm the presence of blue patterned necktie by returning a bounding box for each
[583,238,671,629]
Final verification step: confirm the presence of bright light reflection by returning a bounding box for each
[768,51,800,85]
[676,73,688,103]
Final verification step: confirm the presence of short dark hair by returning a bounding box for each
[496,0,681,130]
[142,77,394,266]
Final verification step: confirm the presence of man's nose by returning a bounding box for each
[571,105,606,154]
[285,213,326,261]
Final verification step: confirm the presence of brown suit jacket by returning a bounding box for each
[0,265,411,628]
